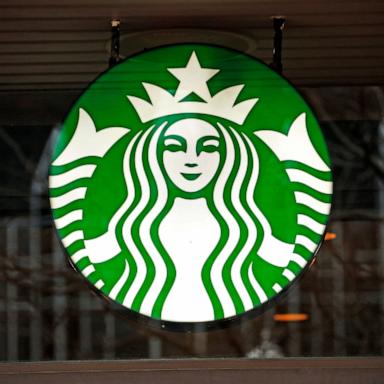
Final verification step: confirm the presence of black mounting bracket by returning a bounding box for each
[270,17,285,74]
[109,19,121,68]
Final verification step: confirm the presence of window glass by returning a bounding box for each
[1,26,383,361]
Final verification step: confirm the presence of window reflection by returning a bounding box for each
[1,85,383,361]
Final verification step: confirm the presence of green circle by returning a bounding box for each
[50,44,332,325]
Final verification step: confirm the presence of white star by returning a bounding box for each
[168,51,219,102]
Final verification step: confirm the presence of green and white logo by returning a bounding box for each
[49,44,332,324]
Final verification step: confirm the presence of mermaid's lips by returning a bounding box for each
[181,172,202,181]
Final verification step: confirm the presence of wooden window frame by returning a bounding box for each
[1,358,383,383]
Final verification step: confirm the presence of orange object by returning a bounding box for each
[273,313,309,322]
[325,232,336,241]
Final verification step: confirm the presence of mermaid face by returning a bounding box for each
[162,118,221,193]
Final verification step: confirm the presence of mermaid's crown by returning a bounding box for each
[127,51,258,125]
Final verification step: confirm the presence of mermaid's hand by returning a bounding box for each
[84,230,121,264]
[258,233,295,268]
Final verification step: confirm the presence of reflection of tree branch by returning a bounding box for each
[1,214,384,357]
[330,212,384,222]
[331,124,365,157]
[0,127,35,175]
[367,152,384,178]
[313,89,384,180]
[0,258,90,295]
[1,254,242,357]
[98,303,202,357]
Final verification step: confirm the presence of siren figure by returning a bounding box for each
[90,52,295,322]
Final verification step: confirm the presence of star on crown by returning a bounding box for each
[127,51,258,125]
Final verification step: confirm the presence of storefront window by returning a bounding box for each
[1,20,383,362]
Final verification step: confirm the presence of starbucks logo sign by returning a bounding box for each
[49,44,332,324]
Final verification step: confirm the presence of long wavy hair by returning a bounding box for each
[109,115,267,320]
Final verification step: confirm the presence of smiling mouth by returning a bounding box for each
[181,172,202,181]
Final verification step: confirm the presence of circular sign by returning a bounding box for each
[49,44,332,325]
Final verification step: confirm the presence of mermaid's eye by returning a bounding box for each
[197,137,220,154]
[163,135,186,152]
